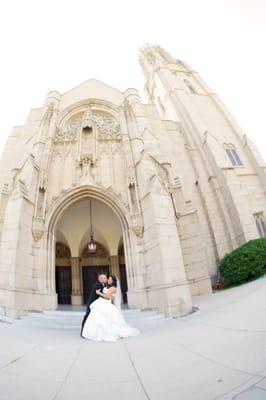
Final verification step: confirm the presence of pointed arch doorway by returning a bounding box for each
[80,241,110,304]
[47,186,134,309]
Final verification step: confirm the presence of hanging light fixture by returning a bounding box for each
[88,199,97,253]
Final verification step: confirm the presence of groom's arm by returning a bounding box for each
[86,282,102,307]
[96,287,115,300]
[94,282,103,295]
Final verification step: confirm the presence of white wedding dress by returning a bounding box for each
[82,287,140,342]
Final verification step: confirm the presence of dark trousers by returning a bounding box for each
[80,307,90,335]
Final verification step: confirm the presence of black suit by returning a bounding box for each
[81,281,104,335]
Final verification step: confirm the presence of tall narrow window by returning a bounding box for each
[184,79,196,94]
[254,212,266,237]
[224,144,243,166]
[157,96,165,115]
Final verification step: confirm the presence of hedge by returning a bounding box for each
[219,238,266,285]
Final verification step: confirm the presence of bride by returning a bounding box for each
[82,275,140,342]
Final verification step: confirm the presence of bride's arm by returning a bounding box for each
[96,287,116,299]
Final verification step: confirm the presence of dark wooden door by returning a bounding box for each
[56,266,72,304]
[82,266,109,304]
[119,264,128,304]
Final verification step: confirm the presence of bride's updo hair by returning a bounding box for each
[108,275,117,287]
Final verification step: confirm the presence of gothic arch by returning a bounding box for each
[57,98,119,129]
[45,184,135,297]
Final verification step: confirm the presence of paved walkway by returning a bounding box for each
[1,277,266,400]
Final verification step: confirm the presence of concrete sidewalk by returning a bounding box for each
[1,277,266,400]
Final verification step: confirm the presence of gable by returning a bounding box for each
[59,79,124,111]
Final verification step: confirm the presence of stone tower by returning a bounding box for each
[139,44,266,277]
[0,45,265,320]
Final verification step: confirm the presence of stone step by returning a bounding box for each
[19,312,164,324]
[22,313,164,324]
[27,309,160,320]
[51,309,156,317]
[15,309,166,330]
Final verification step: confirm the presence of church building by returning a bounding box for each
[0,45,265,319]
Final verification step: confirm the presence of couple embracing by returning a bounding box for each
[80,274,139,342]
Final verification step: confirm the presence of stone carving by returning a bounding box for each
[128,176,135,188]
[55,110,120,144]
[41,103,54,126]
[95,115,121,141]
[132,225,144,238]
[56,242,71,258]
[124,99,135,120]
[79,153,94,176]
[54,120,80,143]
[39,172,48,191]
[131,213,144,238]
[32,217,45,241]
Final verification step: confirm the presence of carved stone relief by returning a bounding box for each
[132,225,144,238]
[41,103,54,126]
[32,217,45,241]
[54,120,80,143]
[124,99,135,120]
[56,242,71,258]
[94,116,121,141]
[79,153,94,176]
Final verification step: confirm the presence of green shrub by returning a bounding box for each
[219,238,266,285]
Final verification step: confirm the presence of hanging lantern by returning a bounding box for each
[88,237,97,253]
[88,200,97,254]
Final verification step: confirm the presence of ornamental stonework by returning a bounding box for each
[94,115,121,141]
[54,120,80,143]
[54,113,121,143]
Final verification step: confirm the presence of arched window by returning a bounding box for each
[184,79,196,94]
[157,96,165,115]
[224,143,243,166]
[254,212,266,237]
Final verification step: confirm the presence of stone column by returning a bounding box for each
[140,177,192,317]
[109,256,120,280]
[71,257,83,305]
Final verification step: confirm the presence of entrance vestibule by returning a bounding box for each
[55,197,128,306]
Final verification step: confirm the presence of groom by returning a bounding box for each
[80,273,108,337]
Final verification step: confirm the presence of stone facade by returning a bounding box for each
[0,45,265,319]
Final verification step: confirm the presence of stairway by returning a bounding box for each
[14,308,166,330]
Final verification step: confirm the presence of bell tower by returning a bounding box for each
[139,44,266,272]
[139,44,197,121]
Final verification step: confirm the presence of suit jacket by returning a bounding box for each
[86,281,104,309]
